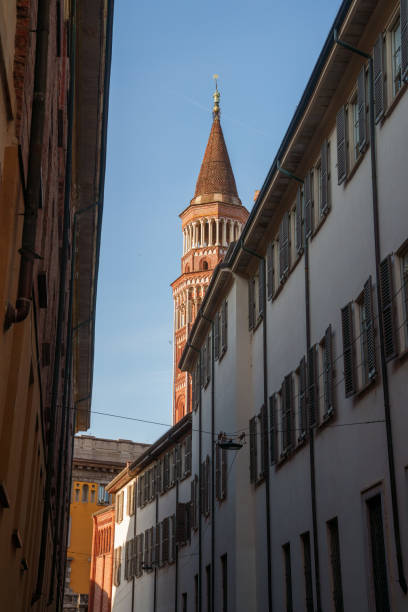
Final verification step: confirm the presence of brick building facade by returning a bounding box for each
[171,86,249,423]
[88,506,115,612]
[0,1,113,609]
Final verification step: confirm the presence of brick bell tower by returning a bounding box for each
[171,80,249,424]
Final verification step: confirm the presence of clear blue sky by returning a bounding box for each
[89,0,341,444]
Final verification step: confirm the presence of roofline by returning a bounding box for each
[106,414,192,493]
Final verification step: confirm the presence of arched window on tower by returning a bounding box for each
[185,264,190,273]
[201,260,209,271]
[226,220,231,244]
[204,221,209,246]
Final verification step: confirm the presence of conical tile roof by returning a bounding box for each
[193,116,239,200]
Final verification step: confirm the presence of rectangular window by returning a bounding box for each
[248,277,255,330]
[304,171,313,237]
[295,187,303,254]
[322,325,334,416]
[206,564,211,612]
[283,543,293,612]
[358,278,376,386]
[258,259,265,317]
[392,18,402,96]
[308,345,318,427]
[279,212,290,281]
[281,375,294,454]
[298,357,307,438]
[221,300,228,355]
[184,435,192,476]
[259,405,268,478]
[113,546,122,586]
[367,495,390,611]
[162,517,169,564]
[380,255,397,360]
[269,395,277,464]
[267,242,275,299]
[221,554,228,612]
[214,310,220,360]
[373,34,385,122]
[327,518,344,612]
[400,250,408,346]
[193,361,200,411]
[182,593,187,612]
[341,302,356,396]
[301,532,314,612]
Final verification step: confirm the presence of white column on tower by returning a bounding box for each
[222,218,227,246]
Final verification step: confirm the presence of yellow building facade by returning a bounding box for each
[64,436,149,611]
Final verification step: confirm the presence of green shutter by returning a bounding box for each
[295,187,303,253]
[357,66,367,152]
[373,35,384,122]
[380,256,397,361]
[336,106,347,184]
[341,303,356,397]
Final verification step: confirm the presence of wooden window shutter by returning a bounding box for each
[307,346,318,427]
[144,471,149,502]
[249,417,257,483]
[299,357,307,435]
[336,106,347,185]
[207,334,211,382]
[260,405,269,477]
[248,278,255,330]
[155,523,161,565]
[304,173,312,237]
[215,443,221,500]
[176,502,187,544]
[281,379,288,452]
[363,277,376,379]
[258,259,265,317]
[279,212,290,280]
[191,479,196,529]
[205,456,210,515]
[295,187,303,253]
[185,435,192,475]
[144,529,149,567]
[357,66,367,152]
[324,325,334,413]
[201,344,207,387]
[341,302,356,397]
[221,448,227,500]
[269,395,277,464]
[137,476,142,508]
[320,142,329,215]
[171,514,176,561]
[380,256,397,361]
[266,242,274,299]
[373,35,384,122]
[162,517,169,564]
[214,311,220,360]
[221,301,228,352]
[126,486,130,516]
[402,0,408,81]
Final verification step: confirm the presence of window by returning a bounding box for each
[321,325,334,417]
[184,435,192,476]
[113,547,122,586]
[162,517,169,564]
[283,543,293,612]
[281,375,294,455]
[90,488,95,503]
[249,417,257,483]
[380,255,397,360]
[125,540,131,581]
[201,334,211,388]
[191,475,199,530]
[127,483,135,516]
[295,187,303,255]
[135,533,144,578]
[392,18,402,96]
[266,241,275,299]
[297,357,307,439]
[307,345,318,427]
[337,68,366,184]
[357,278,376,386]
[82,484,88,503]
[248,263,264,330]
[367,495,390,611]
[301,532,314,612]
[249,410,268,480]
[269,395,277,464]
[400,248,408,347]
[192,361,200,411]
[215,444,227,502]
[214,300,228,358]
[373,34,385,122]
[116,491,124,523]
[327,518,344,612]
[74,487,80,503]
[279,212,290,282]
[221,554,228,612]
[341,302,356,397]
[182,593,187,612]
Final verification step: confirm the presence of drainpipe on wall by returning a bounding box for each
[211,320,215,612]
[334,30,407,595]
[4,0,49,331]
[240,240,273,612]
[198,352,203,612]
[304,239,322,612]
[175,479,179,612]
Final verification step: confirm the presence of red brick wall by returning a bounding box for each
[89,508,115,612]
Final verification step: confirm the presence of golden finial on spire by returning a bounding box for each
[212,74,220,118]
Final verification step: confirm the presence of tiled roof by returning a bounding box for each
[194,116,239,200]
